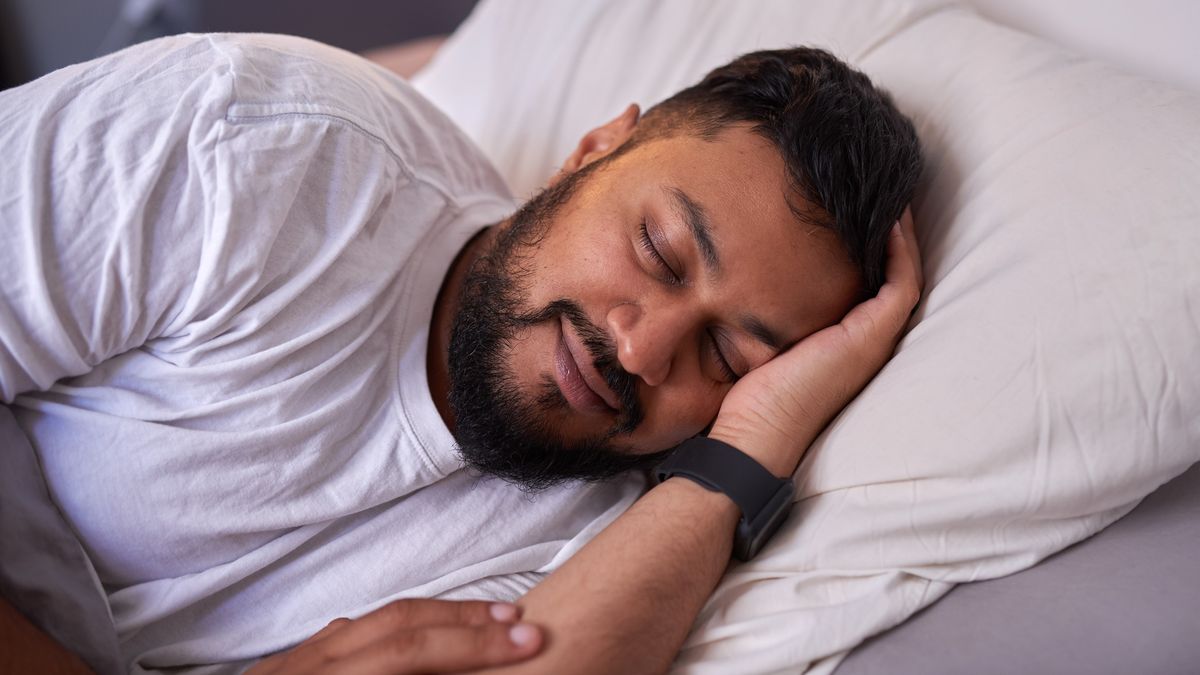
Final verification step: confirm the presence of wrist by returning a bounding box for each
[705,422,802,478]
[657,437,797,561]
[659,475,742,517]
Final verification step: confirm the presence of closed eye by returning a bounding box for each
[639,221,682,286]
[707,329,739,383]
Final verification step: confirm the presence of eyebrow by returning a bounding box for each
[665,186,720,276]
[740,315,786,352]
[664,185,787,354]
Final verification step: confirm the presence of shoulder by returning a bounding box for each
[204,33,512,204]
[7,32,512,209]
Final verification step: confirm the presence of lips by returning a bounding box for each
[554,315,620,414]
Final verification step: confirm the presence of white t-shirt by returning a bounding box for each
[0,34,644,673]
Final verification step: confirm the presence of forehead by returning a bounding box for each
[615,125,861,343]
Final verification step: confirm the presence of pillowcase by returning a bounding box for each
[416,1,1200,673]
[414,0,944,199]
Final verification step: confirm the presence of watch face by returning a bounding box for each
[735,481,794,561]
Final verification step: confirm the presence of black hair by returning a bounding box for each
[632,47,923,295]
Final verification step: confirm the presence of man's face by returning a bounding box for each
[449,124,861,489]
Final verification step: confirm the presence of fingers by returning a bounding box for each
[325,621,543,675]
[835,209,923,352]
[299,617,351,646]
[883,216,918,296]
[872,211,923,326]
[897,206,923,292]
[250,600,539,675]
[313,599,520,661]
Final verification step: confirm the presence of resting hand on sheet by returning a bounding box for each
[245,599,541,675]
[708,207,922,477]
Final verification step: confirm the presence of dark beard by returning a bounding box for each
[447,162,671,491]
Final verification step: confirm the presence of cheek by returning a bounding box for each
[637,380,727,449]
[527,219,635,306]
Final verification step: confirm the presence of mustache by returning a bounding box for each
[514,299,644,436]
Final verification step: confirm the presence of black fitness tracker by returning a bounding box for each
[655,436,795,562]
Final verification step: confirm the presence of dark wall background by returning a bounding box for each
[1,0,477,90]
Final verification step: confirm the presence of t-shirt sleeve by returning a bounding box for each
[434,571,548,604]
[0,38,231,403]
[0,35,420,405]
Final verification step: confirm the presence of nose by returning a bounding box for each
[605,302,689,387]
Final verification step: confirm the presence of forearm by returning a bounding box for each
[484,477,739,675]
[0,595,91,674]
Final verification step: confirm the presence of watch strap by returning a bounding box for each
[655,436,795,561]
[655,436,782,519]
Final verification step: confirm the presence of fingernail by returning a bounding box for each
[508,623,539,647]
[489,603,520,622]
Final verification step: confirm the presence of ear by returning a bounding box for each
[549,104,640,187]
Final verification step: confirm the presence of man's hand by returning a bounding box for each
[247,599,542,675]
[709,208,923,476]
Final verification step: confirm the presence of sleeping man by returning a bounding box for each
[0,35,921,674]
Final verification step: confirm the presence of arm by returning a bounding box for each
[488,211,923,674]
[493,478,740,674]
[0,40,222,671]
[0,41,219,404]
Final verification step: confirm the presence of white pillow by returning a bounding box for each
[416,2,1200,674]
[414,0,945,199]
